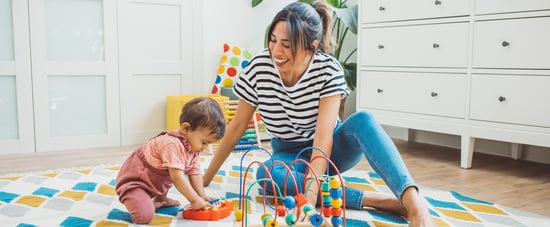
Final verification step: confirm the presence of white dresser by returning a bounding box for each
[357,0,550,168]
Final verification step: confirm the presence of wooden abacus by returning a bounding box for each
[224,100,262,152]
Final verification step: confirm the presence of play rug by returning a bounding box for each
[1,152,549,227]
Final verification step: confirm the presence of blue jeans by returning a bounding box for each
[255,111,417,210]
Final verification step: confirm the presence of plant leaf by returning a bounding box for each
[326,0,340,8]
[343,62,357,91]
[251,0,263,7]
[333,5,358,34]
[298,0,316,4]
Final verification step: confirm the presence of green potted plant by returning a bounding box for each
[252,0,358,118]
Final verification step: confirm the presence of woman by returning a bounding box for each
[203,1,435,226]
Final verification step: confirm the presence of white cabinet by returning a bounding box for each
[358,0,550,168]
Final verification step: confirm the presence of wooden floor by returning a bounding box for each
[1,139,549,217]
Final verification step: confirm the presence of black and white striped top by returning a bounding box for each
[234,49,349,141]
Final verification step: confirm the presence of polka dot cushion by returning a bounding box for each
[211,43,253,94]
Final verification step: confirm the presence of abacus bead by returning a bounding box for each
[284,196,296,209]
[331,198,343,208]
[285,214,296,226]
[331,216,343,226]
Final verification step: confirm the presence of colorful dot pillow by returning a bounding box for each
[211,43,253,94]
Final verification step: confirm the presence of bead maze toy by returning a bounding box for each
[179,197,233,221]
[235,147,348,227]
[224,100,262,151]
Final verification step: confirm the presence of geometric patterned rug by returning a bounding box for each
[1,151,549,227]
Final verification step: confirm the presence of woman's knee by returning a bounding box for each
[348,111,375,124]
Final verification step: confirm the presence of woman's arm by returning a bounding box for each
[306,94,342,203]
[203,99,256,186]
[311,95,341,175]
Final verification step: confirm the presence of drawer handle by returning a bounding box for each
[379,6,386,11]
[434,0,442,5]
[498,96,506,102]
[377,88,384,93]
[433,43,440,48]
[502,41,510,47]
[431,92,438,97]
[378,44,385,49]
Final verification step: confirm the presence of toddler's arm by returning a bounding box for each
[169,168,208,210]
[189,174,207,199]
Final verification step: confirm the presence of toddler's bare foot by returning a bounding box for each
[153,196,181,209]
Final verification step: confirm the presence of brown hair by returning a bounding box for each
[179,97,226,140]
[268,1,336,55]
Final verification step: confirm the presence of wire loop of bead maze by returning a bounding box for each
[236,146,347,227]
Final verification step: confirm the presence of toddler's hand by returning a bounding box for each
[189,198,210,210]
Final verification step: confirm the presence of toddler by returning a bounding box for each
[116,97,226,224]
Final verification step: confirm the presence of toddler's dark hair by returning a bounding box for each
[179,97,226,140]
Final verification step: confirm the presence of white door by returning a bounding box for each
[0,0,34,154]
[118,0,195,145]
[28,0,120,152]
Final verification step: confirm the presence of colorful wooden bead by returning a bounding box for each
[276,205,286,217]
[285,213,296,226]
[284,196,296,209]
[331,198,343,208]
[234,209,243,221]
[329,177,341,189]
[303,203,315,214]
[331,216,343,226]
[295,193,307,207]
[309,213,324,226]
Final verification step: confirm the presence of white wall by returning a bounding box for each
[196,0,295,93]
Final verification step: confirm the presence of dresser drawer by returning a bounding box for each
[359,71,466,118]
[360,0,470,23]
[472,17,550,69]
[360,23,469,68]
[475,0,550,15]
[470,74,550,127]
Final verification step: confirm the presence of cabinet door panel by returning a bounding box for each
[0,0,34,154]
[475,0,550,15]
[359,71,466,118]
[118,0,194,145]
[473,17,550,69]
[360,23,469,68]
[361,0,470,23]
[470,75,550,128]
[29,0,120,152]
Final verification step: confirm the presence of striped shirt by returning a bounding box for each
[234,49,349,141]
